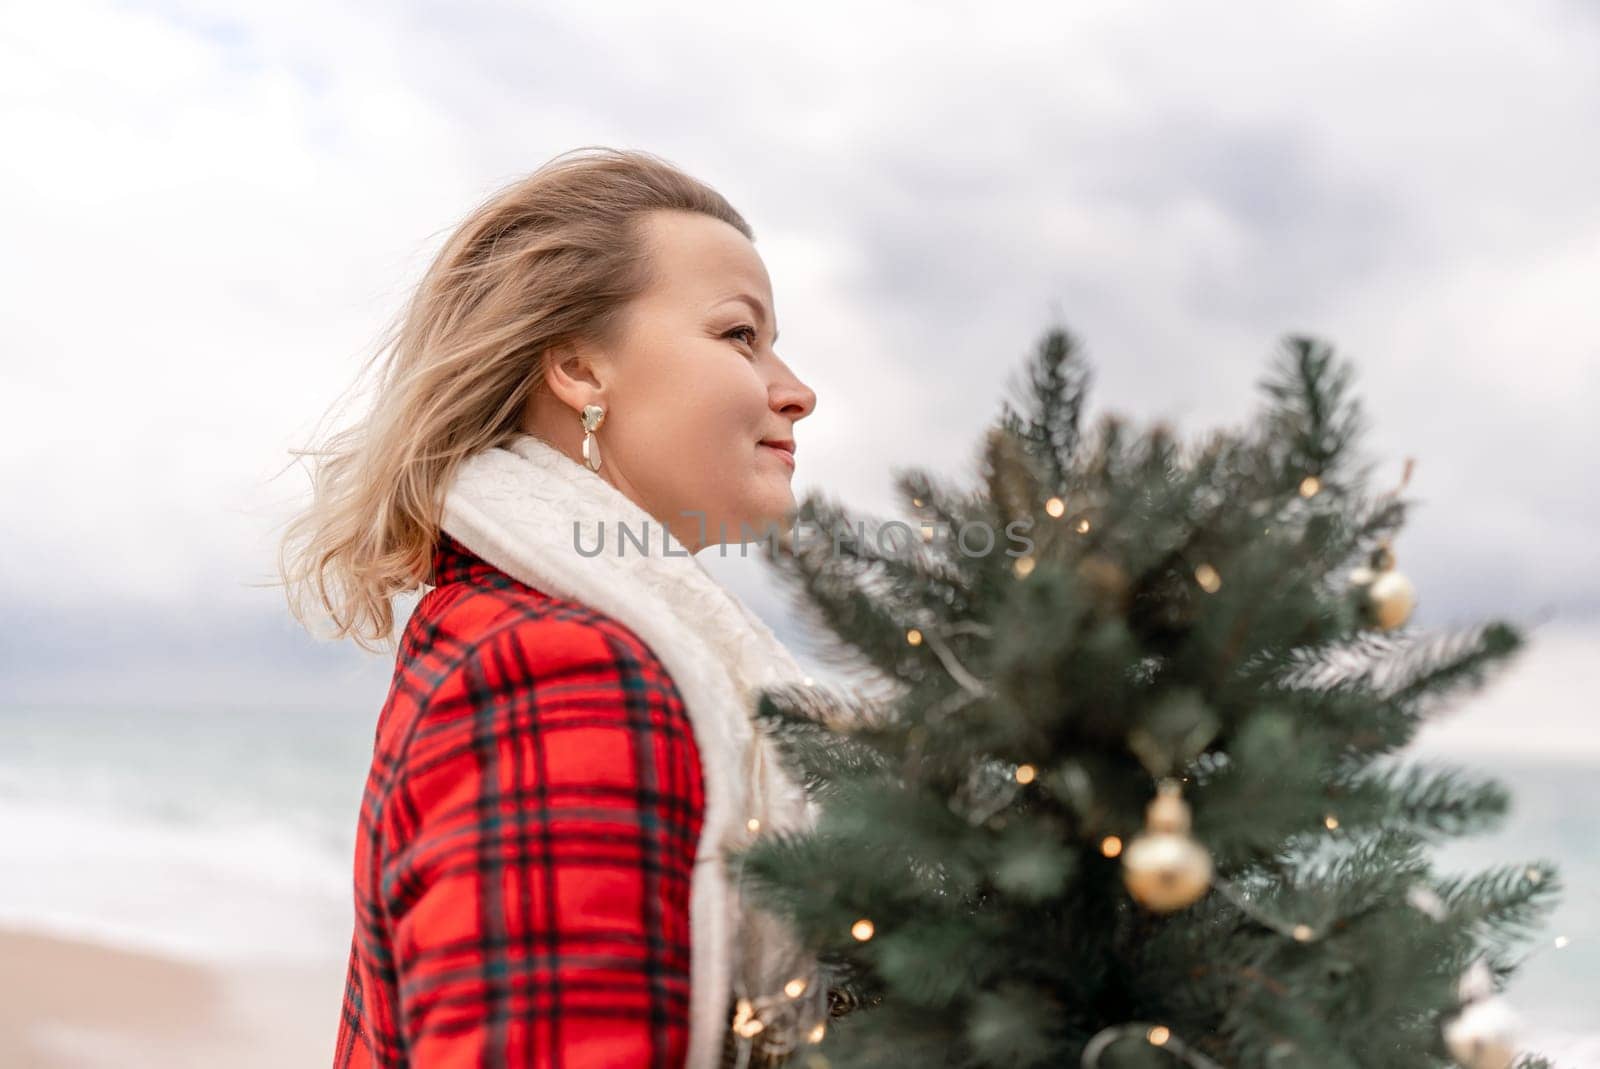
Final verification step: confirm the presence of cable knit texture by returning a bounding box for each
[439,431,823,1069]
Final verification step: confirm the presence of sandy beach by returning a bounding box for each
[0,925,343,1069]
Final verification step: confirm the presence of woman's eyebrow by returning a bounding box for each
[718,293,779,344]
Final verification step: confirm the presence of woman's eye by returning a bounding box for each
[724,325,759,349]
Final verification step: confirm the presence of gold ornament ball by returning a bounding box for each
[1145,787,1190,832]
[1348,544,1417,631]
[1122,830,1213,912]
[1443,995,1520,1069]
[1365,568,1417,630]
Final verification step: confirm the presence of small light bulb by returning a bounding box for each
[1014,763,1037,784]
[784,977,808,998]
[1148,1025,1171,1046]
[1300,476,1321,498]
[906,628,923,646]
[1323,815,1340,831]
[1292,924,1313,942]
[747,817,761,833]
[851,918,875,941]
[1100,835,1123,858]
[1554,935,1570,949]
[1194,563,1221,593]
[1075,518,1091,534]
[1045,497,1066,518]
[1013,555,1036,578]
[808,1021,827,1044]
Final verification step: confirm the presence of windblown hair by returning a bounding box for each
[276,147,752,651]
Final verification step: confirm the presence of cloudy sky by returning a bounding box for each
[2,0,1596,754]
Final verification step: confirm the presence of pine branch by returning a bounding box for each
[1432,861,1562,947]
[1330,762,1511,839]
[1254,335,1373,490]
[996,326,1092,493]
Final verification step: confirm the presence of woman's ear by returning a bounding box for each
[539,339,607,412]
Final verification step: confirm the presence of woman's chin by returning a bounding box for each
[735,499,796,543]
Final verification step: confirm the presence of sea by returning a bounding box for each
[1,700,1595,1064]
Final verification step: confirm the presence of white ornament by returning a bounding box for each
[1444,997,1520,1069]
[1443,961,1521,1069]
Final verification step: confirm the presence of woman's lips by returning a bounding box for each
[760,442,796,469]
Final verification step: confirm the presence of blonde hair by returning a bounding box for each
[276,146,753,652]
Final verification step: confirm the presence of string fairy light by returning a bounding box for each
[925,687,982,724]
[727,973,835,1064]
[1081,1022,1226,1068]
[1211,876,1321,944]
[1507,929,1575,971]
[918,626,992,698]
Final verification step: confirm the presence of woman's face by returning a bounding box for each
[533,209,817,553]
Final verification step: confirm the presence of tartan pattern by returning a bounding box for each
[333,531,705,1068]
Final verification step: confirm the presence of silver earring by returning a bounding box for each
[580,403,606,472]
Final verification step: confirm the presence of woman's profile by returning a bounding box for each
[277,146,828,1068]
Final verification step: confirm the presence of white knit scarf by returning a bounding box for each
[438,430,826,1068]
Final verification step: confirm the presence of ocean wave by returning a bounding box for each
[0,796,353,966]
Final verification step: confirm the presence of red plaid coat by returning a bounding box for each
[333,532,706,1068]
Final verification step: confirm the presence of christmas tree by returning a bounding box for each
[735,328,1562,1069]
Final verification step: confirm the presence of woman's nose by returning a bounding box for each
[770,361,817,420]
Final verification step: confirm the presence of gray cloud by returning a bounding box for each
[1,0,1596,741]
